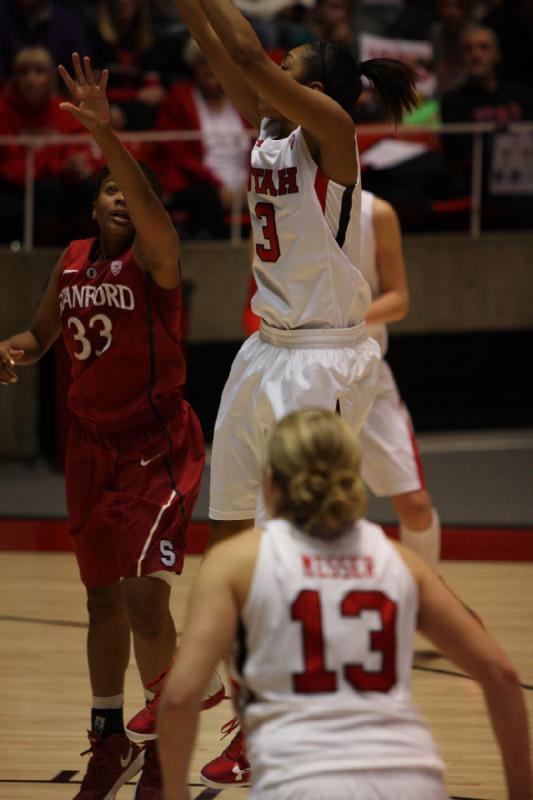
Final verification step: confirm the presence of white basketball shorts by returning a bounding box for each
[250,769,449,800]
[358,359,425,498]
[209,321,381,523]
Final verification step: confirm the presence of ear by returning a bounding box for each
[308,80,325,93]
[92,202,97,222]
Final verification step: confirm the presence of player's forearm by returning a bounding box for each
[91,122,178,248]
[5,332,45,364]
[174,0,218,49]
[174,0,259,124]
[365,290,409,326]
[157,694,199,800]
[482,669,532,799]
[196,0,264,65]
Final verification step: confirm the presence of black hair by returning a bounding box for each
[301,43,418,124]
[94,161,162,200]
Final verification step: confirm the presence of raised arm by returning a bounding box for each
[398,543,532,800]
[188,0,357,183]
[0,254,63,383]
[58,54,180,289]
[365,196,409,327]
[174,0,260,127]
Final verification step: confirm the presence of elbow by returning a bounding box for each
[482,656,521,692]
[398,291,409,320]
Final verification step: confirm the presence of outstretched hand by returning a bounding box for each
[58,53,110,131]
[0,344,24,385]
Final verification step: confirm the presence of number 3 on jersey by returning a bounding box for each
[255,202,280,263]
[291,589,397,694]
[68,314,113,360]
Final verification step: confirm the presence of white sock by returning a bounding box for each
[144,688,155,702]
[400,508,440,571]
[92,693,124,709]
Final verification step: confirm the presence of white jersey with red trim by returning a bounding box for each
[233,518,444,792]
[249,120,370,330]
[360,189,388,355]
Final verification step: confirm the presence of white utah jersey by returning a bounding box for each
[233,518,443,792]
[360,189,388,354]
[249,120,370,330]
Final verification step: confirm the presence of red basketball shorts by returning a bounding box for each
[66,400,205,589]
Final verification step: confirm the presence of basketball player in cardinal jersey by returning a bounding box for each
[244,191,441,572]
[0,53,217,798]
[158,409,532,800]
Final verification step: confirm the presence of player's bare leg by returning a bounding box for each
[210,518,254,546]
[86,581,131,695]
[122,575,176,687]
[77,581,144,800]
[391,489,440,571]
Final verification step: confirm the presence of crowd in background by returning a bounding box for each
[0,0,532,245]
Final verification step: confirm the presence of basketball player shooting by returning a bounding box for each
[0,52,216,799]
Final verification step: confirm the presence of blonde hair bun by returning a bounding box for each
[267,408,366,539]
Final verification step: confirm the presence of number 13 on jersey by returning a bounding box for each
[291,589,397,694]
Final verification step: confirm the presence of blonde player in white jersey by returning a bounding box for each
[172,0,418,539]
[358,190,441,569]
[158,409,532,800]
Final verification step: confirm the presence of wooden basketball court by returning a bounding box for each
[1,551,532,800]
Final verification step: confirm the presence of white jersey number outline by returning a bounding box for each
[291,589,397,694]
[67,314,113,360]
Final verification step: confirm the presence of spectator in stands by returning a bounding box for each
[148,38,252,239]
[442,24,533,145]
[430,0,477,91]
[226,0,315,50]
[308,0,354,49]
[0,46,99,245]
[353,0,407,36]
[0,0,91,80]
[88,0,167,130]
[441,23,533,226]
[483,0,533,87]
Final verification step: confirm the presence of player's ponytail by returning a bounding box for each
[302,43,418,124]
[358,58,418,125]
[266,409,367,540]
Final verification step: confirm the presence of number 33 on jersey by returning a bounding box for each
[57,238,186,431]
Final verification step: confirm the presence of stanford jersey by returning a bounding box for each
[249,120,370,330]
[233,519,444,792]
[58,238,185,432]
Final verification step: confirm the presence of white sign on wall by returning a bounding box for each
[358,33,436,98]
[490,129,533,195]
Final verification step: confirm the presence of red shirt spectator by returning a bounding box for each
[0,45,101,245]
[147,38,253,239]
[89,0,166,131]
[0,45,101,185]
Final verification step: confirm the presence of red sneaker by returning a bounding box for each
[126,667,225,742]
[74,731,144,799]
[134,742,162,799]
[200,719,251,789]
